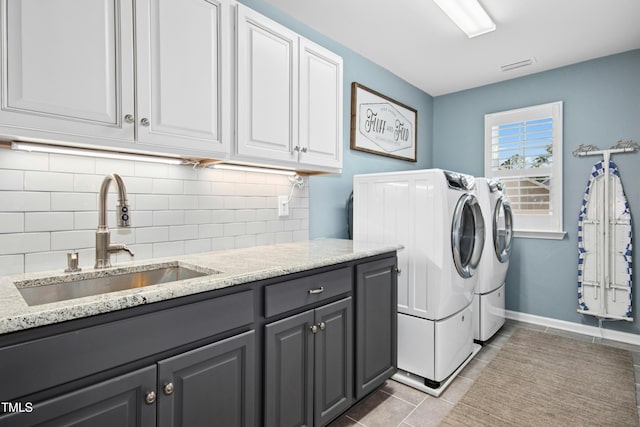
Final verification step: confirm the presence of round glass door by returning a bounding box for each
[451,194,485,278]
[493,198,513,263]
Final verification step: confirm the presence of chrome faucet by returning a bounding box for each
[95,173,135,269]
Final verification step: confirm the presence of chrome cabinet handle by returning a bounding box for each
[124,114,135,124]
[145,391,157,405]
[394,267,402,275]
[308,286,325,295]
[140,118,150,127]
[318,322,326,331]
[310,324,318,334]
[300,147,308,153]
[292,146,300,153]
[163,382,174,395]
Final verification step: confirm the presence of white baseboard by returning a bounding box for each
[505,310,640,347]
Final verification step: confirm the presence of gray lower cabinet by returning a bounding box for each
[264,297,353,427]
[0,365,157,427]
[157,330,255,427]
[355,257,398,399]
[0,331,255,427]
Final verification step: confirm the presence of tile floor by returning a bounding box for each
[329,319,640,427]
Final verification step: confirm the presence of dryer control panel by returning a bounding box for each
[443,170,476,191]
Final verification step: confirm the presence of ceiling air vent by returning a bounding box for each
[500,58,534,72]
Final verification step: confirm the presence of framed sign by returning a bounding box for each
[350,82,417,162]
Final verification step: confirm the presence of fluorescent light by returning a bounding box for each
[210,163,297,176]
[433,0,496,38]
[10,142,186,165]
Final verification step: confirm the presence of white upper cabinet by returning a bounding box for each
[298,39,343,169]
[236,4,298,163]
[135,0,230,154]
[0,0,230,158]
[235,4,343,172]
[0,0,135,142]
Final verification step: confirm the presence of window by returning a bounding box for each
[484,101,565,239]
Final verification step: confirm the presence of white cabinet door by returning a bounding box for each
[298,39,343,169]
[0,0,135,141]
[236,4,298,163]
[135,0,230,156]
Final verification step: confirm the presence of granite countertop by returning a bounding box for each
[0,239,400,335]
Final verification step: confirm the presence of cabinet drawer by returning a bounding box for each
[0,290,254,402]
[265,267,351,317]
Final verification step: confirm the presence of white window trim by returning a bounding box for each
[484,101,566,240]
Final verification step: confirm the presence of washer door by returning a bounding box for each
[493,198,513,263]
[451,194,485,278]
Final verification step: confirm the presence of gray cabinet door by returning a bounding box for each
[355,257,398,399]
[264,310,315,427]
[314,297,353,427]
[0,366,156,427]
[157,330,255,427]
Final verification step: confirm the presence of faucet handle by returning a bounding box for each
[122,244,135,257]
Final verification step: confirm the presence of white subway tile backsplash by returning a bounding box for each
[0,254,24,275]
[50,154,95,174]
[185,210,211,224]
[0,232,50,255]
[51,193,96,211]
[211,237,235,251]
[0,155,308,275]
[25,212,74,232]
[198,224,224,238]
[185,239,211,254]
[25,251,67,273]
[224,223,246,237]
[153,241,184,258]
[169,225,199,241]
[153,178,183,195]
[211,210,235,223]
[95,158,135,176]
[184,180,211,195]
[136,194,169,210]
[245,221,267,235]
[235,235,256,249]
[0,150,48,171]
[0,169,24,190]
[0,213,24,233]
[51,230,94,251]
[25,171,74,192]
[199,195,225,210]
[136,227,169,244]
[135,162,169,178]
[0,191,50,212]
[169,195,198,210]
[153,210,185,226]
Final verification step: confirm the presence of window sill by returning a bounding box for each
[513,230,567,240]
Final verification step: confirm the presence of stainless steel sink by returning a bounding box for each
[16,263,220,306]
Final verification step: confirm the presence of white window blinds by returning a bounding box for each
[485,101,564,237]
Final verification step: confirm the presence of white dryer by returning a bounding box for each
[474,177,513,342]
[354,169,485,389]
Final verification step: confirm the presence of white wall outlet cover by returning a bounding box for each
[278,195,289,217]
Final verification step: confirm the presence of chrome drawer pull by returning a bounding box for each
[308,286,325,295]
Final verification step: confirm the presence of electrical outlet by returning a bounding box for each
[278,196,289,217]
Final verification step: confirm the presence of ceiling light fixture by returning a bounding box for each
[208,163,298,176]
[10,141,187,165]
[433,0,496,38]
[500,59,534,72]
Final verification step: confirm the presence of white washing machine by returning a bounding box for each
[474,178,513,342]
[353,169,485,391]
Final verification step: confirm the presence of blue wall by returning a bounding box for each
[433,50,640,334]
[238,0,434,239]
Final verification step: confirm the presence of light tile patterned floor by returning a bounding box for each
[329,319,640,427]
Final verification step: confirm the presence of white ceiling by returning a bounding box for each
[263,0,640,96]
